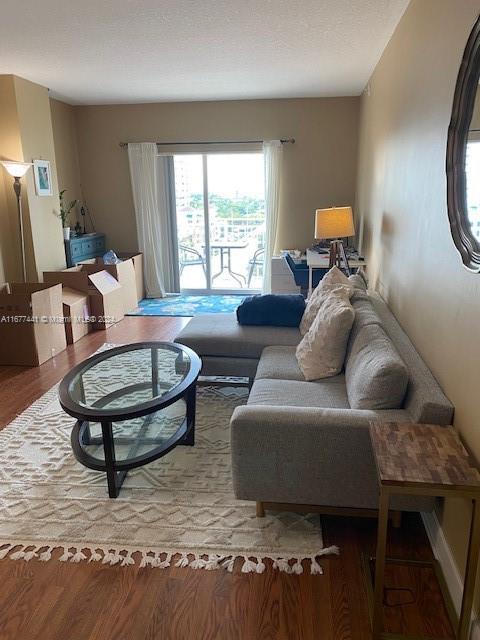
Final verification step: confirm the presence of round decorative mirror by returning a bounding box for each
[446,15,480,272]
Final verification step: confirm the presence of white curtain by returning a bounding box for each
[262,140,283,293]
[157,156,180,293]
[128,143,179,297]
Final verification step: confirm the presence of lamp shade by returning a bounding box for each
[315,206,355,240]
[1,161,32,178]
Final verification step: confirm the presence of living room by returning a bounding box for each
[1,0,480,638]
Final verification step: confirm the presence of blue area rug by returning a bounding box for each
[127,294,247,317]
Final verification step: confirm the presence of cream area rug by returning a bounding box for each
[0,347,337,574]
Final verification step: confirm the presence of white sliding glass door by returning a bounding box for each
[173,153,265,293]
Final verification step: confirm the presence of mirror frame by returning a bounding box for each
[446,14,480,272]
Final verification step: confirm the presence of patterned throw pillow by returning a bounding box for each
[300,266,353,335]
[296,288,355,381]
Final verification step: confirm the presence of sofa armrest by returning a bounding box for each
[231,404,411,432]
[230,405,415,509]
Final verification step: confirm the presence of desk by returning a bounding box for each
[210,242,248,287]
[369,422,480,640]
[306,249,367,296]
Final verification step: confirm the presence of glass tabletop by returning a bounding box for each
[64,343,197,416]
[79,398,187,464]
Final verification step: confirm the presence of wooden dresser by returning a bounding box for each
[64,232,106,267]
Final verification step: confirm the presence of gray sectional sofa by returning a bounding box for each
[175,282,454,517]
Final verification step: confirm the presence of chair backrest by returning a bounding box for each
[180,245,202,261]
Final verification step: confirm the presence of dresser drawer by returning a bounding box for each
[71,242,83,258]
[82,239,93,254]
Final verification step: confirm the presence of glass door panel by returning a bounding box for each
[174,155,207,290]
[207,154,265,291]
[173,152,265,293]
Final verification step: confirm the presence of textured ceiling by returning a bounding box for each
[0,0,409,105]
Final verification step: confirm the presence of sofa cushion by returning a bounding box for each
[175,312,301,360]
[369,293,454,424]
[300,266,352,335]
[248,377,350,409]
[348,273,368,290]
[347,291,383,351]
[256,346,304,381]
[345,323,409,410]
[296,289,355,380]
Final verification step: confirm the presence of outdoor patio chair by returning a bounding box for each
[247,247,265,287]
[179,245,206,276]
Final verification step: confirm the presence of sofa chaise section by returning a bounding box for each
[175,312,301,378]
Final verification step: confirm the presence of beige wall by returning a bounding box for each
[50,98,82,229]
[0,75,66,281]
[0,76,25,282]
[356,0,480,591]
[74,98,360,253]
[13,76,66,279]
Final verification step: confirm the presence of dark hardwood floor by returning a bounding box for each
[0,317,454,640]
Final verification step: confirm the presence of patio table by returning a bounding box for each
[209,242,248,287]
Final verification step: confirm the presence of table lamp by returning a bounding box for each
[314,206,355,275]
[1,160,33,282]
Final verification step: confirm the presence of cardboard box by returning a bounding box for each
[62,287,90,344]
[44,266,125,330]
[88,271,125,330]
[78,257,138,312]
[0,282,67,366]
[117,252,144,302]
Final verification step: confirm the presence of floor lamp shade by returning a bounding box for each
[1,161,33,282]
[315,206,355,240]
[0,161,32,178]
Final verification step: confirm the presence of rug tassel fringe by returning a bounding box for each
[190,554,207,570]
[310,556,323,575]
[59,547,73,562]
[0,544,338,575]
[0,545,13,560]
[175,552,189,568]
[121,551,135,567]
[39,547,53,562]
[88,549,103,563]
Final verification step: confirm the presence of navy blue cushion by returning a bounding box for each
[236,294,305,327]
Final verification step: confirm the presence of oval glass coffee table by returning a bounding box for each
[58,342,201,497]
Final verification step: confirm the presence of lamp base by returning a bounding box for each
[329,240,351,276]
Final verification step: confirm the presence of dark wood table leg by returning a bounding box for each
[183,384,196,446]
[373,488,390,639]
[101,420,127,498]
[458,499,480,639]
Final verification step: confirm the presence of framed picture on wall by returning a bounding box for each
[33,159,53,196]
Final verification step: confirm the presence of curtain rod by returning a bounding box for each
[119,138,295,148]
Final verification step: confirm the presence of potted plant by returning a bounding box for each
[58,190,78,240]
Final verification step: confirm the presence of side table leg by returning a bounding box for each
[308,266,313,298]
[373,488,390,639]
[458,499,480,640]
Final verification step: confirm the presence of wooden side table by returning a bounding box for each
[369,422,480,640]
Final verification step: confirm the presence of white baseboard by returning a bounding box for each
[422,511,480,639]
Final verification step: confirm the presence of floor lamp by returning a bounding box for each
[1,161,33,282]
[314,206,355,275]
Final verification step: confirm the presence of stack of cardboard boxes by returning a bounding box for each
[0,253,144,366]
